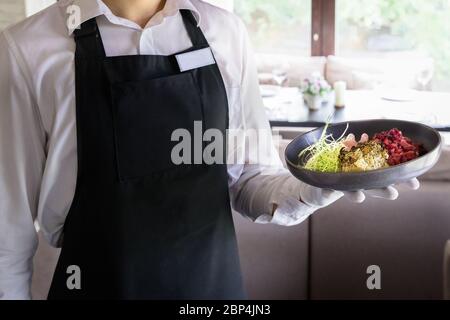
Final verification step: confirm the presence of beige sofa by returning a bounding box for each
[256,54,434,90]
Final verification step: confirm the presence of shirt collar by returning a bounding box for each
[64,0,201,35]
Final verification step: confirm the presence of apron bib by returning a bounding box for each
[47,10,245,300]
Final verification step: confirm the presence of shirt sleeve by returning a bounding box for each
[0,30,46,300]
[228,19,312,226]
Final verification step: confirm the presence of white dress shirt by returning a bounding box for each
[0,0,311,299]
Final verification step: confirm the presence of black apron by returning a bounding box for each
[48,10,245,300]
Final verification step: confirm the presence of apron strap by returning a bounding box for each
[180,9,209,48]
[73,18,106,58]
[74,10,207,58]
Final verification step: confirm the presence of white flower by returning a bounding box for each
[319,79,329,89]
[310,83,320,95]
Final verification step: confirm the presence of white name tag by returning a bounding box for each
[175,47,216,72]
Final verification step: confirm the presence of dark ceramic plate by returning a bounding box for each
[285,120,442,191]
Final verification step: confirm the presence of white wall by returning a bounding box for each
[25,0,56,17]
[0,0,56,30]
[204,0,234,12]
[0,0,26,30]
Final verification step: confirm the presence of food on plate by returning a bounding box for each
[373,128,423,166]
[299,125,423,173]
[339,140,389,172]
[299,123,349,173]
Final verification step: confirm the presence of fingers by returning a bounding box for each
[341,179,419,204]
[398,178,420,190]
[364,186,399,200]
[302,178,418,208]
[313,188,345,207]
[343,190,366,203]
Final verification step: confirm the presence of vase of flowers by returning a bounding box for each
[301,74,332,110]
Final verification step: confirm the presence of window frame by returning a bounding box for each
[311,0,336,56]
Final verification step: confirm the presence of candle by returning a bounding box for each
[334,81,347,108]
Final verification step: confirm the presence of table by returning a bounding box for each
[264,88,450,132]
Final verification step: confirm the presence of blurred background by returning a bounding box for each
[2,0,449,91]
[226,0,449,92]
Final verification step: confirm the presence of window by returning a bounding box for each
[336,0,450,91]
[234,0,312,56]
[2,0,449,92]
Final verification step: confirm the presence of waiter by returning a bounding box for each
[0,0,418,300]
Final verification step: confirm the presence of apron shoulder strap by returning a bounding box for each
[73,18,106,58]
[180,9,209,48]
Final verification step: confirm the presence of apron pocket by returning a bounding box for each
[110,72,204,181]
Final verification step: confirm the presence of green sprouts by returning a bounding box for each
[299,119,349,173]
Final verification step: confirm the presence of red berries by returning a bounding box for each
[373,128,422,166]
